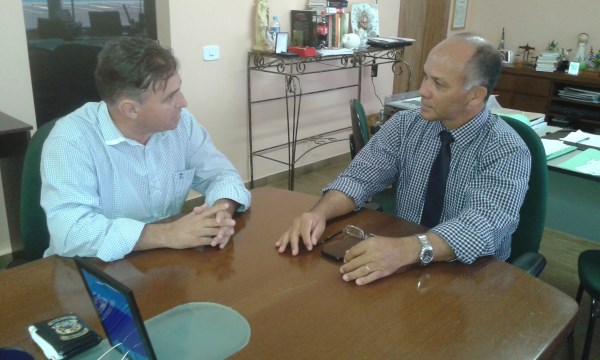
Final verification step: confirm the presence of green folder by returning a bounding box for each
[547,145,577,160]
[557,148,600,175]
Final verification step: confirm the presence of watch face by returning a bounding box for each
[421,249,434,264]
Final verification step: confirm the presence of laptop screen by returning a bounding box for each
[75,256,156,360]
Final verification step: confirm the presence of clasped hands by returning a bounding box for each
[276,212,418,285]
[170,201,236,249]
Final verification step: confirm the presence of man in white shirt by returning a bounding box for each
[41,37,250,261]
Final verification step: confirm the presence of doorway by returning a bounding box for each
[395,0,450,93]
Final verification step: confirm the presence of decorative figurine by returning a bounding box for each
[518,43,536,65]
[557,48,571,72]
[342,33,361,49]
[252,0,271,52]
[573,32,589,70]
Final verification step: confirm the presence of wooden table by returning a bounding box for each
[0,188,578,359]
[0,112,32,254]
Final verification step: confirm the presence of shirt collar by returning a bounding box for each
[445,108,490,147]
[97,102,164,147]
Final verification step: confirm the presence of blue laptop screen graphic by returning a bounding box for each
[81,269,150,360]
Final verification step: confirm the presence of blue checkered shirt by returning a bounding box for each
[324,108,531,263]
[41,102,250,261]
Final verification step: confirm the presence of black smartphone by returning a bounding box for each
[321,236,362,261]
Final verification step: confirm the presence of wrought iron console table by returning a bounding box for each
[247,46,412,190]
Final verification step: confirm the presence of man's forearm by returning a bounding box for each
[134,223,171,251]
[311,190,356,221]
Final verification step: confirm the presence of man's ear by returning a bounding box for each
[468,85,488,106]
[117,98,140,119]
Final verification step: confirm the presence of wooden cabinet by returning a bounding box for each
[494,66,600,132]
[495,68,552,113]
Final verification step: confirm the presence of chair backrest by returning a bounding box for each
[20,120,57,261]
[349,99,370,158]
[500,115,548,262]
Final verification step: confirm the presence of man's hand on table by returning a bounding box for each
[275,212,327,255]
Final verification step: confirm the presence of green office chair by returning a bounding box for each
[349,99,396,214]
[573,250,600,360]
[499,115,548,276]
[19,120,57,261]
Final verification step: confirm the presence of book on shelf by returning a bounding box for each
[366,36,415,48]
[557,87,600,103]
[308,6,345,14]
[326,1,348,8]
[536,51,560,72]
[291,10,318,48]
[538,51,560,58]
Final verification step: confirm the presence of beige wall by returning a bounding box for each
[163,0,400,178]
[0,0,36,256]
[449,0,600,60]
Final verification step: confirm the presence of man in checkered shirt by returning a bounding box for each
[276,33,530,285]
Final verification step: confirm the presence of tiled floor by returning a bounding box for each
[264,156,600,360]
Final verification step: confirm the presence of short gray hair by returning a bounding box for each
[453,33,501,100]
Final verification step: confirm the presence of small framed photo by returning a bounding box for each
[498,50,513,64]
[275,32,289,54]
[567,62,580,76]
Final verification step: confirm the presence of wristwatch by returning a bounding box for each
[416,234,434,266]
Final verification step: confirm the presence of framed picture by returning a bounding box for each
[498,50,513,64]
[275,32,289,54]
[351,3,380,39]
[451,0,469,30]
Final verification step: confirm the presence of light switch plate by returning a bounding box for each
[203,45,220,61]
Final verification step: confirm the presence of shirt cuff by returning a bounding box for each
[96,219,146,262]
[204,179,251,212]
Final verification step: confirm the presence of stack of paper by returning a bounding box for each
[560,130,600,149]
[387,96,421,110]
[541,139,577,160]
[536,52,560,72]
[557,88,600,104]
[487,95,546,128]
[316,47,353,56]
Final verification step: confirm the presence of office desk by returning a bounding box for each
[0,112,32,253]
[542,130,600,183]
[0,188,577,359]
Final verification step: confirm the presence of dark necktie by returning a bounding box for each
[420,130,454,228]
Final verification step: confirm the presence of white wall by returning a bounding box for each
[0,0,37,256]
